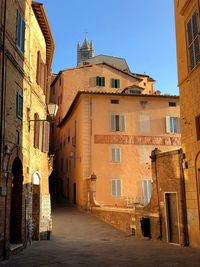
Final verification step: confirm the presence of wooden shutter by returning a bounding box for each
[102,77,105,86]
[96,76,99,86]
[120,115,125,131]
[110,114,116,131]
[116,180,121,196]
[42,121,50,153]
[36,51,41,85]
[111,180,116,196]
[21,19,25,53]
[44,64,47,95]
[34,113,39,148]
[111,79,115,88]
[166,116,171,133]
[117,79,120,88]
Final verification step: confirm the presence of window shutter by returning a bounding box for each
[120,115,125,131]
[116,148,121,162]
[111,79,115,88]
[166,116,171,133]
[111,180,116,196]
[102,77,105,86]
[117,180,121,196]
[44,64,47,95]
[34,113,39,148]
[21,19,25,53]
[96,76,99,86]
[36,51,41,85]
[112,148,115,162]
[111,114,116,131]
[117,79,120,88]
[177,117,180,133]
[42,121,50,153]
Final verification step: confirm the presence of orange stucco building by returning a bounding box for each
[174,0,200,247]
[52,90,181,209]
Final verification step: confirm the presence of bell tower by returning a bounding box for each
[77,37,94,66]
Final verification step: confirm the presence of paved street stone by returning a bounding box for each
[1,200,200,267]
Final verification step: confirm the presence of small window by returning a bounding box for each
[110,114,125,132]
[111,179,122,197]
[96,76,105,87]
[196,115,200,140]
[16,92,23,119]
[186,11,200,70]
[111,148,121,163]
[110,99,119,104]
[166,116,180,133]
[143,82,146,86]
[16,10,25,53]
[169,102,176,107]
[111,79,120,88]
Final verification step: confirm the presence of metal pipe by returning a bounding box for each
[0,0,7,184]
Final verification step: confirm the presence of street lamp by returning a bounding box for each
[28,103,58,128]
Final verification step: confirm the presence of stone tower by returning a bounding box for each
[77,37,94,66]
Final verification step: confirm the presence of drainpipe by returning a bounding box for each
[0,0,7,183]
[151,148,162,240]
[179,149,189,246]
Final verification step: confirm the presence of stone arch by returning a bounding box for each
[10,157,23,244]
[32,171,41,240]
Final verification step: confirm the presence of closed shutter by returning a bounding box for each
[112,148,121,162]
[110,114,116,131]
[117,180,121,196]
[117,79,120,88]
[111,180,116,196]
[36,51,41,85]
[102,77,105,86]
[111,79,115,88]
[39,121,43,151]
[34,113,39,148]
[42,121,50,153]
[21,19,25,53]
[177,117,180,133]
[44,64,47,96]
[120,115,125,131]
[166,116,171,133]
[96,76,99,86]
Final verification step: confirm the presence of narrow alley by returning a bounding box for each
[1,198,200,267]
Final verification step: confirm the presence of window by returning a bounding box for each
[169,102,176,107]
[96,76,105,87]
[196,115,200,140]
[111,179,122,197]
[16,92,23,119]
[67,128,70,142]
[186,11,200,70]
[110,114,125,131]
[166,116,180,133]
[16,10,25,53]
[110,99,119,104]
[36,51,47,93]
[111,79,120,88]
[111,147,121,163]
[139,113,150,133]
[142,179,152,205]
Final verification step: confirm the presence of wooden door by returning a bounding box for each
[165,193,179,244]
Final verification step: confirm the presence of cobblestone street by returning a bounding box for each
[1,199,200,267]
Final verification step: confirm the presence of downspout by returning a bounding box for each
[0,0,7,185]
[179,149,189,246]
[151,148,162,240]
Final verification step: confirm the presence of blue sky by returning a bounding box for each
[40,0,178,95]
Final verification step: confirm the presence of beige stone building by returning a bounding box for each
[174,0,200,247]
[53,91,180,210]
[0,0,54,259]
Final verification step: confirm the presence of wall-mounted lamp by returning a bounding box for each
[28,103,58,128]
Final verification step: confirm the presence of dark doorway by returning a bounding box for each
[10,158,23,244]
[73,183,76,205]
[165,193,179,244]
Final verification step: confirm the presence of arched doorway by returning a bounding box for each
[10,157,23,244]
[32,172,40,240]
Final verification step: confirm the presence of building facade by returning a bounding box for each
[0,0,54,259]
[174,0,200,247]
[56,92,180,209]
